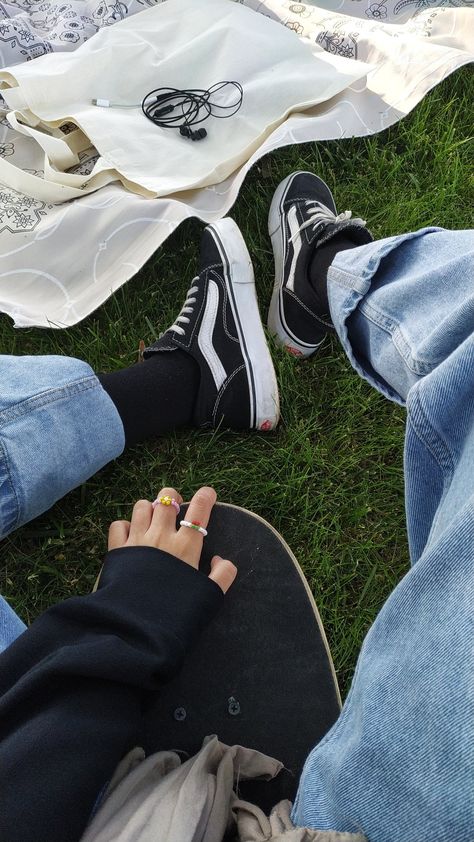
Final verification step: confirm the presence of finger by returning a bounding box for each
[150,487,183,530]
[181,486,217,534]
[128,499,154,543]
[208,555,237,594]
[108,520,130,550]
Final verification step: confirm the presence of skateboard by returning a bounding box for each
[144,502,341,810]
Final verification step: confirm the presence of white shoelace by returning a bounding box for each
[168,280,199,336]
[291,200,367,242]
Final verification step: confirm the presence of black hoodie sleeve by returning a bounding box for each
[0,546,223,842]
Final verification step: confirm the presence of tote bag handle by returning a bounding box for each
[0,111,118,202]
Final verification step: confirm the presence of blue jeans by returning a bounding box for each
[0,355,124,652]
[294,228,474,841]
[1,228,473,840]
[0,595,27,649]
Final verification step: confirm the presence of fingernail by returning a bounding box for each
[214,555,222,561]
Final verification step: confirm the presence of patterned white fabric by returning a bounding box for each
[0,0,471,328]
[0,0,368,201]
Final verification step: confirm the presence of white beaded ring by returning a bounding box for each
[179,519,208,537]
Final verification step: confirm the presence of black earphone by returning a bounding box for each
[179,126,208,141]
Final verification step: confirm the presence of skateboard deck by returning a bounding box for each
[144,502,341,809]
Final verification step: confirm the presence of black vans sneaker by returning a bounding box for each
[145,218,279,431]
[267,171,372,357]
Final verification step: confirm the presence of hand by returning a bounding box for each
[108,486,237,594]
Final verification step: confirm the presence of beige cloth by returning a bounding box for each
[0,0,368,203]
[236,800,367,842]
[80,736,367,842]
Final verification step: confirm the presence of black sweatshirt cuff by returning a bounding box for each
[97,545,224,653]
[0,545,224,693]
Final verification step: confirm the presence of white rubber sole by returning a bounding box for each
[267,173,327,358]
[208,217,280,431]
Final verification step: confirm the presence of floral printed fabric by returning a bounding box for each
[0,0,471,327]
[0,0,158,63]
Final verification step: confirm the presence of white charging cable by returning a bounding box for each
[91,99,138,108]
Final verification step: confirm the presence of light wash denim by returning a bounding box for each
[293,227,474,842]
[0,355,124,650]
[0,229,473,840]
[0,595,26,652]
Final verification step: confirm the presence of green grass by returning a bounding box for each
[0,68,472,696]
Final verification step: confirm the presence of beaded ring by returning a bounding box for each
[152,495,180,513]
[179,519,208,537]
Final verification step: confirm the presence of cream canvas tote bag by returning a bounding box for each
[0,0,369,203]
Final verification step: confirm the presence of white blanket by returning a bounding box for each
[0,0,471,328]
[0,0,368,201]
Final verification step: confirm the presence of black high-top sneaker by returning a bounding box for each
[145,217,279,431]
[267,171,373,357]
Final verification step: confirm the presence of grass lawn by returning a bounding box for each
[0,67,472,697]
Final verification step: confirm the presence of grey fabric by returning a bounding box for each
[81,736,366,842]
[81,735,282,842]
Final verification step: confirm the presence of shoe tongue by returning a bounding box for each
[199,227,222,274]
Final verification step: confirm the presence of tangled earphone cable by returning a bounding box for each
[142,82,244,140]
[141,81,243,140]
[92,81,243,140]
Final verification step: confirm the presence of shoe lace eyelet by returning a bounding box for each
[168,281,199,336]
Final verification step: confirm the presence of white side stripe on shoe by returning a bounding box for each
[286,204,303,292]
[198,279,226,391]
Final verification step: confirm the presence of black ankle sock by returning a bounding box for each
[308,234,358,318]
[98,350,200,447]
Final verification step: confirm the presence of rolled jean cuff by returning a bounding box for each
[327,227,444,405]
[0,356,125,538]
